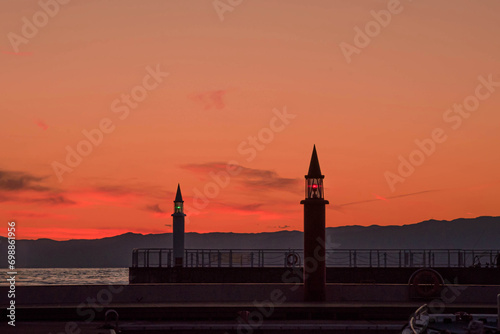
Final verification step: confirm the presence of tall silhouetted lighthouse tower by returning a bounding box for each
[172,184,186,267]
[301,145,329,301]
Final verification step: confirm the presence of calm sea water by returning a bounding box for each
[0,268,129,285]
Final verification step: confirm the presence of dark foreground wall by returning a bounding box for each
[129,267,500,285]
[1,284,499,322]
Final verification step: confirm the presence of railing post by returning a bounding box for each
[349,250,352,267]
[201,250,204,268]
[353,250,357,267]
[384,252,387,268]
[229,250,233,268]
[377,250,380,267]
[251,252,254,267]
[218,251,221,267]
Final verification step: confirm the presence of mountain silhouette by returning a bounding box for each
[0,216,498,268]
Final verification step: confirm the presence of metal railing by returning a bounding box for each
[131,248,500,269]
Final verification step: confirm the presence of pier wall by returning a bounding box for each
[1,284,498,322]
[1,283,499,306]
[129,267,500,284]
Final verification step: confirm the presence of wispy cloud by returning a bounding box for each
[1,50,33,56]
[93,183,172,200]
[0,172,173,211]
[35,119,48,130]
[235,166,300,192]
[213,203,285,220]
[223,203,263,212]
[0,169,79,207]
[0,170,49,192]
[28,194,76,206]
[144,203,171,219]
[331,189,441,210]
[8,210,72,220]
[182,162,300,193]
[145,203,165,214]
[189,89,227,110]
[181,162,228,176]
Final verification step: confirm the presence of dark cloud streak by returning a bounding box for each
[145,204,165,213]
[29,195,76,206]
[0,170,49,192]
[182,162,300,193]
[330,189,441,210]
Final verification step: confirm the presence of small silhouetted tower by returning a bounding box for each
[172,184,186,267]
[300,145,329,302]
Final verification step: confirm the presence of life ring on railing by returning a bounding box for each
[410,268,443,299]
[286,252,300,267]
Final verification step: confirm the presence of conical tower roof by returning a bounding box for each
[174,184,183,202]
[306,145,324,178]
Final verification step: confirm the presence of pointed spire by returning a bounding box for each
[174,183,183,202]
[307,145,323,178]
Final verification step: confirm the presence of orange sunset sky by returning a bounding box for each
[1,0,500,240]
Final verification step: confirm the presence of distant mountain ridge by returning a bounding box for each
[0,216,499,268]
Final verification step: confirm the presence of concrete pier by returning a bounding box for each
[1,283,498,320]
[129,266,500,285]
[1,283,498,333]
